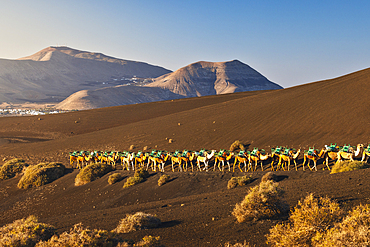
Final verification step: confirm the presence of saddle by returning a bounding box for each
[237,150,245,157]
[250,148,258,157]
[306,147,316,156]
[342,145,351,153]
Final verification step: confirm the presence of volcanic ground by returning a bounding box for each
[1,67,370,246]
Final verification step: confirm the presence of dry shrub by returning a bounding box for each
[134,235,163,247]
[158,174,170,186]
[0,215,56,247]
[36,223,123,247]
[227,175,252,189]
[123,176,144,188]
[0,158,26,180]
[232,180,288,223]
[331,160,369,174]
[123,168,149,188]
[134,168,150,179]
[18,163,65,189]
[313,204,370,247]
[75,163,112,186]
[224,241,250,247]
[261,172,277,182]
[108,173,122,185]
[267,193,343,246]
[230,140,245,152]
[113,212,161,233]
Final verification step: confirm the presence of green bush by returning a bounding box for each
[113,212,161,233]
[227,175,252,189]
[267,193,343,246]
[0,215,56,247]
[75,163,112,186]
[232,180,288,223]
[108,173,122,185]
[158,174,170,186]
[18,163,65,189]
[36,223,123,247]
[331,161,369,174]
[0,158,26,180]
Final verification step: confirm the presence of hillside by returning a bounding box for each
[0,46,171,104]
[147,60,282,97]
[0,66,370,246]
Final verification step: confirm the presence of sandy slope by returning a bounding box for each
[1,67,370,246]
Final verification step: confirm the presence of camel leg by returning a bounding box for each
[287,160,290,171]
[213,160,217,171]
[270,160,275,171]
[260,161,264,171]
[294,160,297,171]
[204,161,209,172]
[221,160,224,171]
[227,161,231,171]
[171,161,175,172]
[197,160,201,171]
[233,160,237,172]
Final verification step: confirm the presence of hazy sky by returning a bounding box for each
[1,0,370,88]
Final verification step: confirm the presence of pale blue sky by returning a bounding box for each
[1,0,370,88]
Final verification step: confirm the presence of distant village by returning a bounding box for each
[0,108,73,117]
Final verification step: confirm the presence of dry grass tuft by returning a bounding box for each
[113,212,161,233]
[134,235,163,247]
[0,215,56,247]
[0,158,26,180]
[232,180,288,223]
[134,168,150,179]
[230,140,245,152]
[158,174,170,186]
[227,175,252,189]
[18,163,65,189]
[36,223,123,247]
[313,204,370,247]
[75,163,112,186]
[267,193,343,246]
[224,241,250,247]
[108,173,122,185]
[261,172,278,182]
[331,160,369,174]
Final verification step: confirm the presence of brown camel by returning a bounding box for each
[277,149,301,171]
[302,148,326,171]
[336,144,364,163]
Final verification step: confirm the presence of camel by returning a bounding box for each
[302,148,326,171]
[179,151,196,172]
[214,150,234,171]
[361,144,370,162]
[249,148,270,171]
[147,152,170,172]
[232,150,250,172]
[322,143,340,170]
[336,144,364,163]
[121,152,135,171]
[197,150,216,172]
[270,147,283,171]
[277,149,300,171]
[107,152,119,169]
[135,152,149,169]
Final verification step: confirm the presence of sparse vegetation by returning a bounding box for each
[224,241,250,247]
[17,162,65,189]
[108,173,122,185]
[35,223,123,247]
[123,168,149,188]
[230,140,245,152]
[0,158,26,180]
[331,160,369,174]
[75,163,112,186]
[267,193,343,246]
[158,174,170,186]
[232,180,288,223]
[0,215,56,247]
[113,212,161,233]
[134,235,163,247]
[227,175,252,189]
[261,172,277,182]
[313,204,370,246]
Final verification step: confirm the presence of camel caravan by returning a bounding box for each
[69,143,370,172]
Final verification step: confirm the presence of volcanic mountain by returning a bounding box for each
[146,60,282,96]
[56,60,282,110]
[0,46,171,104]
